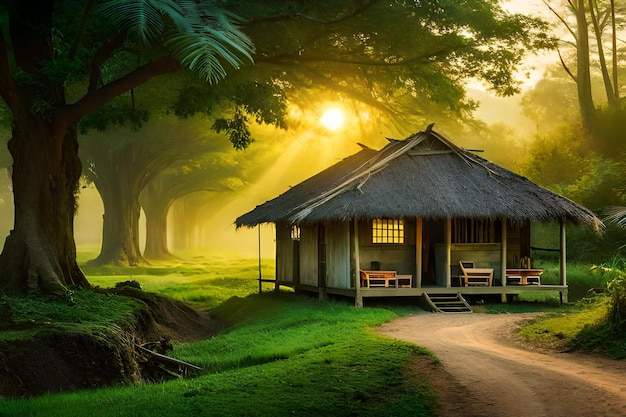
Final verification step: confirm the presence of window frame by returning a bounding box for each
[371,218,405,244]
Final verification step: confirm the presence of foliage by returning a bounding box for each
[573,274,626,358]
[606,275,626,328]
[222,0,555,133]
[97,0,254,83]
[518,260,626,358]
[518,295,608,347]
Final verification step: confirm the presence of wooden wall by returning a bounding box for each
[357,219,416,277]
[435,243,502,285]
[275,222,294,283]
[325,221,351,289]
[299,225,318,286]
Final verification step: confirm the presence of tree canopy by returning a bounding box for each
[0,0,554,294]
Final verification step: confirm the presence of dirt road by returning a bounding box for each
[378,313,626,417]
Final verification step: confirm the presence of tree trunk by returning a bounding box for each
[610,0,619,102]
[89,175,145,266]
[141,181,173,260]
[0,116,89,295]
[588,0,616,106]
[575,0,596,131]
[170,196,208,250]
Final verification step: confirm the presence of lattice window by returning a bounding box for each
[372,219,404,244]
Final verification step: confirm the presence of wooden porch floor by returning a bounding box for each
[270,280,568,303]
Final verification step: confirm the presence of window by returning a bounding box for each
[372,219,404,244]
[291,225,301,241]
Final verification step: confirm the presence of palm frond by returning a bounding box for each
[97,0,184,43]
[603,206,626,228]
[97,0,254,83]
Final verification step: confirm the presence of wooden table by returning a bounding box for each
[360,270,413,288]
[506,268,544,285]
[360,270,397,288]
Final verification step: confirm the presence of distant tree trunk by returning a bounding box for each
[141,181,173,260]
[89,172,145,266]
[588,0,616,106]
[0,117,89,294]
[575,0,596,131]
[170,196,207,250]
[610,0,619,102]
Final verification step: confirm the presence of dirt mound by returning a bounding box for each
[0,291,222,398]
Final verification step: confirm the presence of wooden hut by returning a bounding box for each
[236,126,602,308]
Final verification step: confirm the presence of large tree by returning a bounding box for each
[0,0,253,295]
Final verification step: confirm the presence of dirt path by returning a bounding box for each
[378,313,626,417]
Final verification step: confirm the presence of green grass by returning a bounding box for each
[1,250,621,416]
[81,248,276,310]
[0,290,141,341]
[0,293,438,417]
[518,296,608,342]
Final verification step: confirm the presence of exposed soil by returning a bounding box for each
[0,290,222,398]
[378,313,626,417]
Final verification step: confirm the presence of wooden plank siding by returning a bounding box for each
[299,225,318,287]
[325,221,351,289]
[357,219,416,278]
[275,222,294,284]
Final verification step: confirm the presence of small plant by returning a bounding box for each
[606,275,626,330]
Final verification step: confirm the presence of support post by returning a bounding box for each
[416,218,423,288]
[500,219,508,303]
[353,220,363,308]
[445,218,451,288]
[257,225,264,293]
[560,221,568,304]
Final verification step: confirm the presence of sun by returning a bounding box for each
[320,107,345,131]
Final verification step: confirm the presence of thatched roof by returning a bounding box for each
[236,126,602,229]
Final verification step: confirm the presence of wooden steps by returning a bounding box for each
[423,293,472,313]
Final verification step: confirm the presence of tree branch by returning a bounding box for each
[69,0,97,59]
[88,33,127,93]
[557,46,577,83]
[544,0,578,41]
[256,53,435,68]
[244,0,379,26]
[59,56,180,127]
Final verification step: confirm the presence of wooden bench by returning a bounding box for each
[360,270,412,288]
[459,262,493,287]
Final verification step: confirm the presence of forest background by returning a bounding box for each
[0,0,624,267]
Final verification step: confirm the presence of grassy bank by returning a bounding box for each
[0,293,438,417]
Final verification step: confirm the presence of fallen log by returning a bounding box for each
[135,343,202,375]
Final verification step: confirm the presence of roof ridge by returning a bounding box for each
[286,130,429,223]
